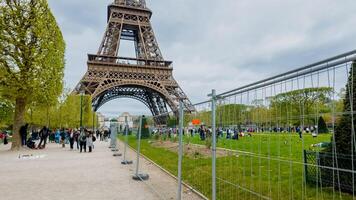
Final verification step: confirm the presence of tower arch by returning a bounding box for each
[74,0,194,125]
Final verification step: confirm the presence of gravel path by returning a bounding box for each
[0,140,203,200]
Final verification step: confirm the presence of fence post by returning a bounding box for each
[92,111,96,133]
[177,100,184,200]
[110,120,118,152]
[210,89,217,200]
[122,116,133,165]
[304,150,308,183]
[133,115,149,180]
[112,117,122,156]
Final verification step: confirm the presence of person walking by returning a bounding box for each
[103,130,108,142]
[99,130,102,141]
[199,126,205,141]
[79,129,87,153]
[69,129,75,150]
[3,131,8,145]
[74,129,80,150]
[48,130,55,143]
[86,132,94,153]
[38,126,49,149]
[96,129,100,140]
[60,129,66,148]
[55,129,60,144]
[100,130,104,141]
[20,123,29,146]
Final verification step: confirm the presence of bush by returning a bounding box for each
[323,62,356,193]
[162,134,167,141]
[167,117,178,128]
[332,62,356,155]
[138,116,150,139]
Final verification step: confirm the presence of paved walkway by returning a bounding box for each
[0,140,202,200]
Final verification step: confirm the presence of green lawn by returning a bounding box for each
[120,133,353,200]
[185,133,330,161]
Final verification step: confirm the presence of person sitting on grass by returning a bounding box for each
[310,142,331,150]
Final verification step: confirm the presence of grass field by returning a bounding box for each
[120,133,354,200]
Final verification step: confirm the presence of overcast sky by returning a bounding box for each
[47,0,356,118]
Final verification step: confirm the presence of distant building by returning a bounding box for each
[117,112,134,131]
[97,112,106,128]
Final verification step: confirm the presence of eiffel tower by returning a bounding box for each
[75,0,194,125]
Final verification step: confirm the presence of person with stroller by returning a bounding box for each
[26,137,36,149]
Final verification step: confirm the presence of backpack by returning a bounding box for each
[79,133,86,142]
[92,136,96,142]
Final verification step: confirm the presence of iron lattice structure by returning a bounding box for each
[74,0,194,125]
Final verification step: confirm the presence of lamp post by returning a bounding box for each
[80,90,84,128]
[92,111,95,132]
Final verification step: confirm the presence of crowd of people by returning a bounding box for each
[153,124,320,141]
[15,124,112,153]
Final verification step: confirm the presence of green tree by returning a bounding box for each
[216,104,248,127]
[0,0,65,149]
[333,62,356,155]
[24,93,98,130]
[167,117,178,128]
[270,87,332,126]
[317,116,328,134]
[0,97,14,128]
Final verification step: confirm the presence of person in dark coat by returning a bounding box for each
[38,126,49,149]
[60,129,66,148]
[20,124,29,146]
[199,126,205,141]
[74,129,80,150]
[3,131,8,145]
[79,129,87,153]
[69,129,75,150]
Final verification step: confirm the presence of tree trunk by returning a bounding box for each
[11,97,26,150]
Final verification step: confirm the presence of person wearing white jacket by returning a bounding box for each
[86,133,94,153]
